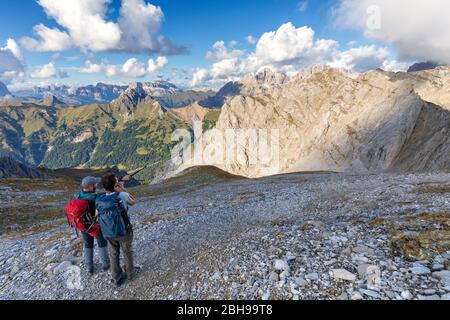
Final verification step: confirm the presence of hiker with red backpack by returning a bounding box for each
[96,174,137,287]
[66,177,110,275]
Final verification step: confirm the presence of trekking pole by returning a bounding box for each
[120,160,165,182]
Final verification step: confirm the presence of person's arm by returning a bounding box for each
[115,182,137,207]
[126,191,137,207]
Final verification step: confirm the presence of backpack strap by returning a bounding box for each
[113,192,125,209]
[72,192,82,200]
[113,192,132,229]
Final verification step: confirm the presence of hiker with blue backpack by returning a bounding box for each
[66,177,110,275]
[96,174,137,287]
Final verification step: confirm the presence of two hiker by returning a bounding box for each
[66,173,137,286]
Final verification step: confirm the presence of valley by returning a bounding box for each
[0,83,221,182]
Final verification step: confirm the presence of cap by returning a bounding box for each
[81,176,101,189]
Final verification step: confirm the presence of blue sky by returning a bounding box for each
[0,0,423,90]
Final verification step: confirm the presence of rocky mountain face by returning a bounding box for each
[140,80,182,96]
[200,68,289,108]
[12,83,127,106]
[11,81,215,108]
[0,89,219,181]
[0,157,47,179]
[0,81,11,96]
[41,95,66,108]
[175,66,450,178]
[68,83,128,104]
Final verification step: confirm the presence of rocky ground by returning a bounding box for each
[0,170,449,300]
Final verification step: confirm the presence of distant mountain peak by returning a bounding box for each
[0,81,11,97]
[42,94,66,107]
[253,68,289,85]
[113,83,148,107]
[200,68,289,108]
[407,61,441,73]
[128,81,145,93]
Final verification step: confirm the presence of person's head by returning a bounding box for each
[102,174,118,192]
[81,176,100,192]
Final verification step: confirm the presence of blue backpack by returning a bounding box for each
[95,193,128,240]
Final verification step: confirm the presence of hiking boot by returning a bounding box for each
[84,248,94,274]
[88,266,95,275]
[126,266,142,281]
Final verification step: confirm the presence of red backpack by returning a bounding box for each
[65,196,101,237]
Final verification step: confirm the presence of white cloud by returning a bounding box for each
[81,56,168,78]
[118,0,183,54]
[81,60,118,77]
[0,39,25,84]
[381,60,409,72]
[7,79,68,92]
[246,36,257,45]
[5,39,23,61]
[330,45,389,72]
[191,22,399,87]
[30,62,68,79]
[147,56,168,73]
[334,0,450,64]
[206,41,244,62]
[21,24,72,52]
[21,0,185,55]
[252,23,338,66]
[120,58,148,78]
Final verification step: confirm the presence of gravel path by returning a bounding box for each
[1,172,450,300]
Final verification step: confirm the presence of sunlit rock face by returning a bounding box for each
[178,66,450,178]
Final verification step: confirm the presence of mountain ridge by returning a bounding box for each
[0,81,11,97]
[171,66,450,179]
[0,156,48,179]
[200,68,289,108]
[11,81,215,109]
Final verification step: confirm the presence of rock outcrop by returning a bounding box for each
[41,95,66,107]
[171,103,212,127]
[0,157,47,179]
[176,66,450,178]
[0,81,11,97]
[200,68,288,108]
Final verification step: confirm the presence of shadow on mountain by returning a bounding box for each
[199,82,243,108]
[38,166,140,186]
[0,157,48,179]
[390,102,450,172]
[141,166,246,197]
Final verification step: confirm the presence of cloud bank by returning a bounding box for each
[0,39,25,84]
[191,22,406,87]
[21,0,186,55]
[334,0,450,64]
[30,62,68,79]
[81,56,168,78]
